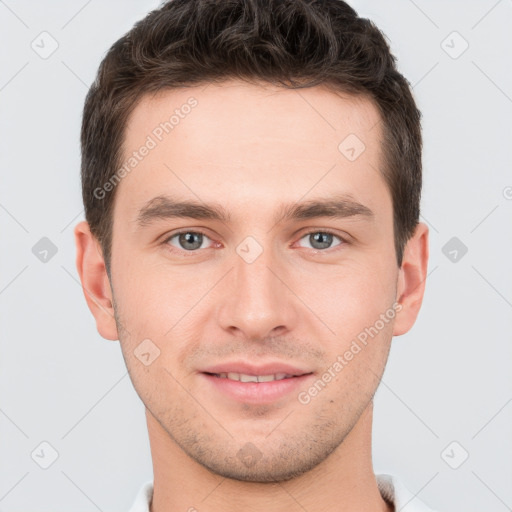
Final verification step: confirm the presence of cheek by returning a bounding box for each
[291,257,397,337]
[112,255,193,328]
[111,257,210,366]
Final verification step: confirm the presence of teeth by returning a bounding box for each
[257,374,275,382]
[240,373,258,383]
[214,372,296,382]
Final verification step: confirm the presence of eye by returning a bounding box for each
[296,230,345,251]
[161,229,347,256]
[164,230,214,252]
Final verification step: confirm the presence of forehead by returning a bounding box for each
[116,79,388,223]
[124,80,381,153]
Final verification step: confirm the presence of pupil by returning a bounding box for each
[179,232,202,250]
[311,232,332,249]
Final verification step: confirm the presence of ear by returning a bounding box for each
[74,220,119,341]
[393,222,429,337]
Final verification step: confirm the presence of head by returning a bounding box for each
[75,0,428,483]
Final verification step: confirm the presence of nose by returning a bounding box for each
[216,241,299,342]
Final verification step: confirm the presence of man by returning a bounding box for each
[74,0,434,510]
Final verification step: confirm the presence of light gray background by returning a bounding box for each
[1,1,511,511]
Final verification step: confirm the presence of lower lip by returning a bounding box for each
[201,372,315,404]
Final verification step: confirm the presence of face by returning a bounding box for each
[86,80,416,482]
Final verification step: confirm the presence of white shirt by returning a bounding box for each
[128,473,439,512]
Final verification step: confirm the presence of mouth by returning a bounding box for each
[204,371,307,382]
[200,369,315,404]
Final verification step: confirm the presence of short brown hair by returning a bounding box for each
[81,0,422,273]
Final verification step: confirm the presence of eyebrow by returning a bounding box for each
[135,193,374,228]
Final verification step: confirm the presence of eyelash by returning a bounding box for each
[161,228,348,256]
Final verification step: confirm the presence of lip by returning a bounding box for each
[199,361,315,404]
[201,372,315,404]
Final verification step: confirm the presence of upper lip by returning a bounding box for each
[201,361,313,377]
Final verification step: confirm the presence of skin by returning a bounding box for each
[74,79,429,512]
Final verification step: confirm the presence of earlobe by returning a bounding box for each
[73,220,119,341]
[393,222,430,337]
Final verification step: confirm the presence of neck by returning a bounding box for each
[147,401,392,512]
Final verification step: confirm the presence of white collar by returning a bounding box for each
[128,473,438,512]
